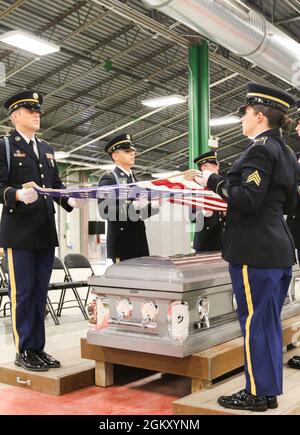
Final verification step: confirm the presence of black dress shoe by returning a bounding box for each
[34,350,61,368]
[288,356,300,369]
[266,396,278,409]
[15,350,48,372]
[218,389,268,412]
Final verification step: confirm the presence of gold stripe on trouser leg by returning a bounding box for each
[7,248,20,353]
[242,265,257,396]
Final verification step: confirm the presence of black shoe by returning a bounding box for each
[218,389,268,412]
[288,356,300,370]
[15,349,48,372]
[266,396,278,409]
[34,350,61,368]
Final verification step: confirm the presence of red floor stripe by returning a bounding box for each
[0,372,190,415]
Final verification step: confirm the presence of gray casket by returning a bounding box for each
[87,253,300,357]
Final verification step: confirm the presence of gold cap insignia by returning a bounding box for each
[126,134,131,140]
[33,92,39,100]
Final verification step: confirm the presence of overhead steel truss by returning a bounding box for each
[0,0,299,178]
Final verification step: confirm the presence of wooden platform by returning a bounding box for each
[0,347,95,396]
[81,313,300,394]
[173,348,300,415]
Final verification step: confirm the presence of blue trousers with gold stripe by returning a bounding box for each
[229,264,291,397]
[6,248,55,353]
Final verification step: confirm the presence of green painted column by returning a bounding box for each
[188,42,210,247]
[188,41,210,169]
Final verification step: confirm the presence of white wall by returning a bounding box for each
[56,172,81,259]
[145,202,192,257]
[87,198,107,261]
[56,201,81,259]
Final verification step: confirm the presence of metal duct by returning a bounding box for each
[143,0,300,88]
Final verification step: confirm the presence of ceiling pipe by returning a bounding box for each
[143,0,300,88]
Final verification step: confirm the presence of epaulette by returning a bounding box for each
[253,136,268,145]
[103,170,112,176]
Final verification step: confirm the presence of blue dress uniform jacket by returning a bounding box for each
[287,166,300,250]
[0,130,73,354]
[287,200,300,248]
[192,211,224,252]
[207,128,298,397]
[0,130,72,249]
[207,129,298,268]
[98,166,158,261]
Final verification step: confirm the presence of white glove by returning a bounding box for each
[203,210,213,217]
[202,170,214,178]
[67,197,88,208]
[17,187,38,204]
[194,170,214,187]
[150,200,160,209]
[183,169,202,181]
[133,197,149,210]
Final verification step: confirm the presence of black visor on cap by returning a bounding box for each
[9,101,43,115]
[238,105,247,115]
[238,82,295,115]
[117,144,136,152]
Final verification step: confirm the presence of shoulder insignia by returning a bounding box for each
[253,136,268,145]
[246,170,261,187]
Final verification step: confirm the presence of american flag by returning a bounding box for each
[33,172,227,212]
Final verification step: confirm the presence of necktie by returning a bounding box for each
[29,139,39,158]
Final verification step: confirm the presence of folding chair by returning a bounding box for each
[0,256,10,317]
[64,254,95,306]
[50,256,88,320]
[0,260,9,317]
[0,254,60,325]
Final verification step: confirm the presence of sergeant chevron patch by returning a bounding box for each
[246,170,261,187]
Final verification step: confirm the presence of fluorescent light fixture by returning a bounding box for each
[151,171,180,179]
[0,30,60,55]
[210,116,241,127]
[55,151,69,160]
[99,164,115,171]
[142,94,187,108]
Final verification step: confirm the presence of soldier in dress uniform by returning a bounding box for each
[98,134,159,263]
[287,100,300,371]
[0,90,86,372]
[191,151,224,252]
[186,83,297,411]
